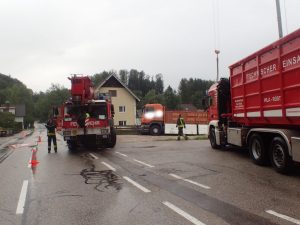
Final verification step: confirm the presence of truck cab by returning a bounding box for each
[140,103,165,135]
[205,78,231,148]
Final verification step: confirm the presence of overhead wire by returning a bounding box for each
[282,0,288,34]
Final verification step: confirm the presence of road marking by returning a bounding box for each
[89,153,98,160]
[163,201,206,225]
[16,180,29,214]
[101,162,116,171]
[169,173,182,179]
[133,159,155,168]
[123,176,151,193]
[169,173,211,190]
[266,210,300,225]
[115,152,128,157]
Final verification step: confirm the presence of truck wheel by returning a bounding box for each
[106,128,117,148]
[209,127,220,149]
[270,137,292,174]
[150,125,161,136]
[67,140,77,151]
[249,134,267,165]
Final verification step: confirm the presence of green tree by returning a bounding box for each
[91,71,110,87]
[155,74,164,94]
[34,84,70,122]
[119,69,128,85]
[143,89,164,105]
[163,86,180,110]
[0,112,17,129]
[128,69,139,91]
[178,78,214,109]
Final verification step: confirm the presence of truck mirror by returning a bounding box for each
[209,97,213,106]
[53,107,59,117]
[202,99,206,108]
[111,105,115,117]
[202,98,208,110]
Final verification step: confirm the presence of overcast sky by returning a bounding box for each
[0,0,300,92]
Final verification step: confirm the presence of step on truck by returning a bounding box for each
[54,75,116,150]
[205,28,300,173]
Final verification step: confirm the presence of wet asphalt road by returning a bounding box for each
[0,127,300,225]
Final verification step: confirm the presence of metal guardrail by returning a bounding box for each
[114,125,139,134]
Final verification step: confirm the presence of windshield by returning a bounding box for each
[65,103,107,119]
[142,107,154,114]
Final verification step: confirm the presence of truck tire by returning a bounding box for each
[270,136,292,174]
[209,127,220,149]
[106,128,117,148]
[67,140,77,151]
[150,125,161,136]
[249,134,267,165]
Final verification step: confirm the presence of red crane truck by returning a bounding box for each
[54,75,116,150]
[205,28,300,173]
[140,103,208,135]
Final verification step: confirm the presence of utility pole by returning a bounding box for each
[215,49,220,82]
[275,0,283,38]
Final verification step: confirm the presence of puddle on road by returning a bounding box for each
[80,165,122,192]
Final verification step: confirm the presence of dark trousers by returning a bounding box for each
[178,127,183,136]
[48,135,57,151]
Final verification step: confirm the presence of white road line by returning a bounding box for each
[123,176,151,193]
[266,210,300,225]
[16,180,29,214]
[163,201,206,225]
[89,153,99,160]
[101,162,116,171]
[169,173,211,190]
[115,151,128,157]
[169,173,182,179]
[133,159,155,168]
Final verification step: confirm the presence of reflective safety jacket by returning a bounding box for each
[176,117,185,128]
[45,122,56,136]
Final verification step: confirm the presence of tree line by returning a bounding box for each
[0,70,214,128]
[92,69,214,109]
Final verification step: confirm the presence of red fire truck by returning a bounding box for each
[205,28,300,173]
[54,75,116,150]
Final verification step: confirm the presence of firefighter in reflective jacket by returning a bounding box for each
[176,114,187,140]
[45,118,57,153]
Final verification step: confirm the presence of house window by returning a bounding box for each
[119,121,126,126]
[119,106,126,113]
[108,90,117,97]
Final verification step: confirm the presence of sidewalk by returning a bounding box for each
[0,130,34,149]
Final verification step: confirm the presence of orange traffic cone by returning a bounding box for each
[38,136,42,143]
[30,149,39,166]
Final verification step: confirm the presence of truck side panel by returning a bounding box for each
[230,28,300,126]
[165,111,208,124]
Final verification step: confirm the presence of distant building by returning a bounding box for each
[0,104,26,129]
[95,74,140,126]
